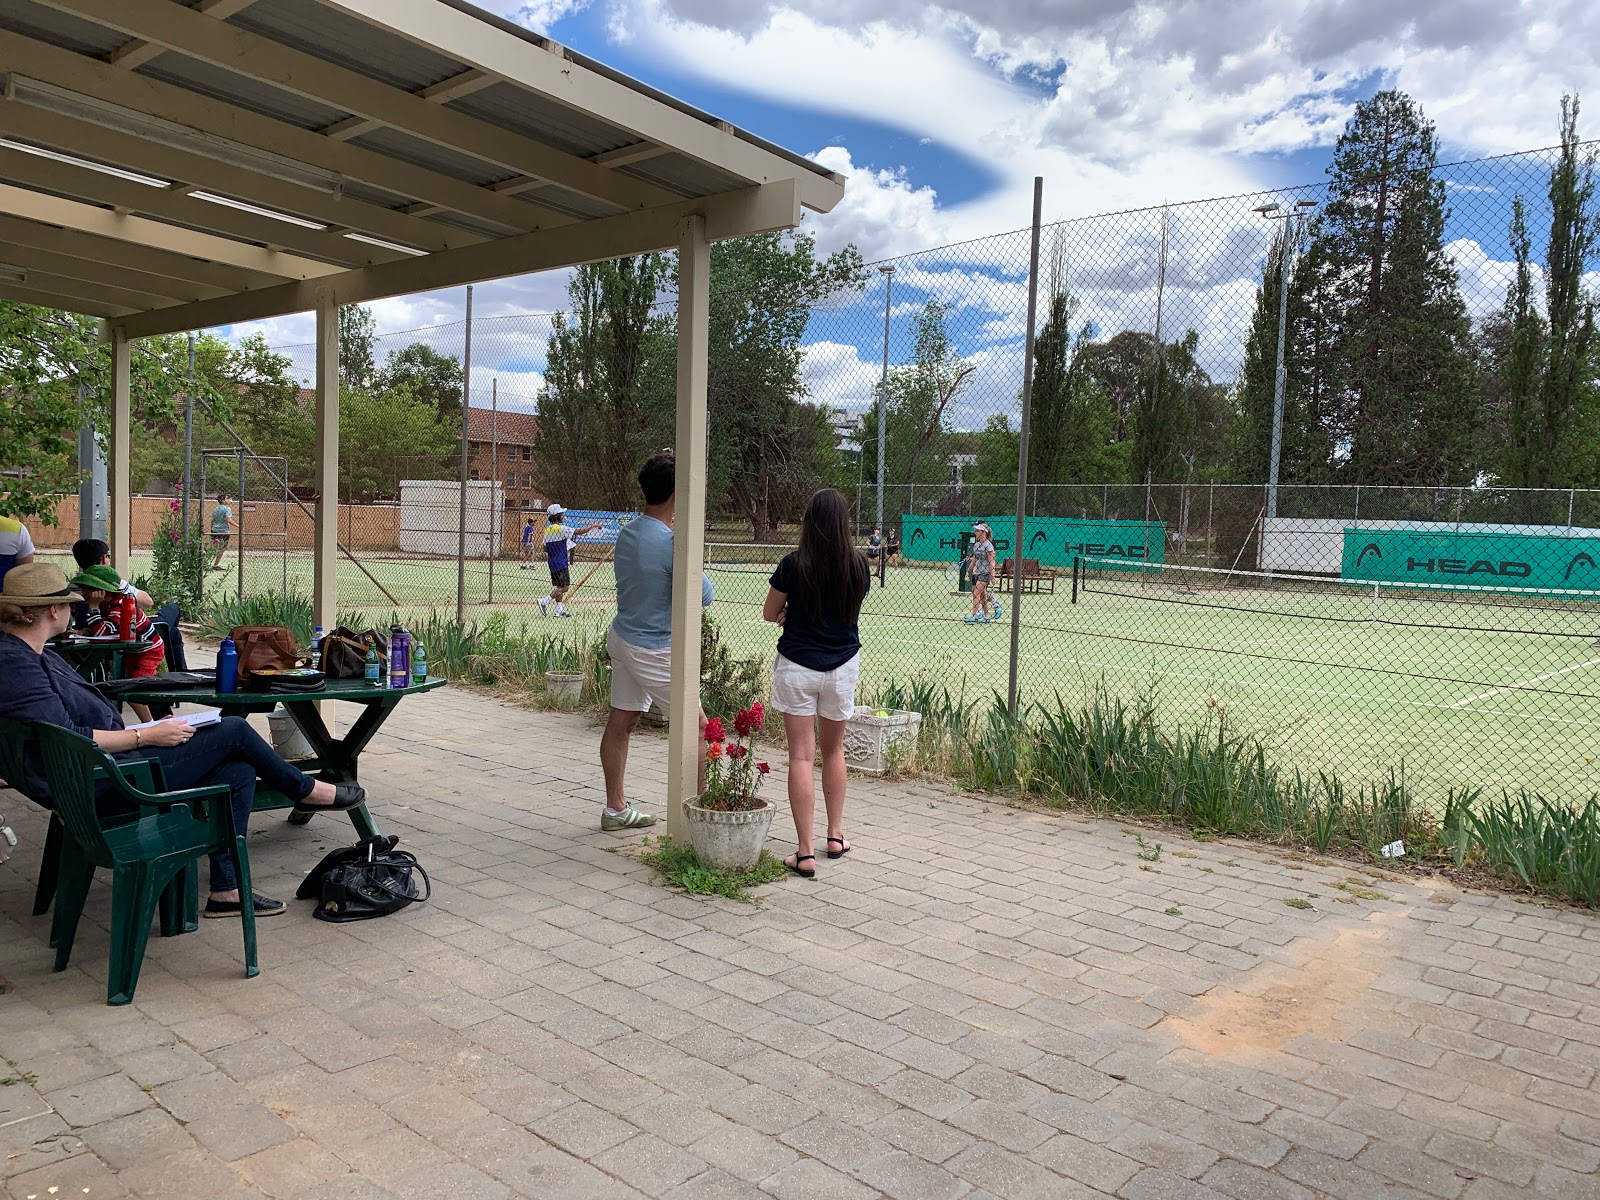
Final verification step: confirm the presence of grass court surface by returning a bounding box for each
[49,545,1600,803]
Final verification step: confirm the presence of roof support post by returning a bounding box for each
[312,290,340,640]
[108,326,132,570]
[666,213,709,841]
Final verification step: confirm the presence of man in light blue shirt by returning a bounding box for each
[601,453,713,831]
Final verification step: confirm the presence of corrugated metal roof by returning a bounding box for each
[618,152,750,198]
[449,83,643,161]
[228,0,467,94]
[346,127,511,191]
[137,56,351,130]
[0,0,126,56]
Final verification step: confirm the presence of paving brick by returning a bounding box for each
[851,1149,972,1200]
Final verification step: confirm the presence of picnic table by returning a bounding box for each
[117,676,445,840]
[48,636,156,683]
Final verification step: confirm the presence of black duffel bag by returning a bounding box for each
[296,835,430,922]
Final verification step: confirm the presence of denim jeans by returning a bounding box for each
[145,716,313,892]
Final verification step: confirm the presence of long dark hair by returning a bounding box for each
[791,488,869,624]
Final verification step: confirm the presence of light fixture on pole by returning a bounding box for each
[875,265,894,536]
[1253,198,1317,534]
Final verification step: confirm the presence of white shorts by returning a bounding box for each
[608,626,675,717]
[771,652,860,722]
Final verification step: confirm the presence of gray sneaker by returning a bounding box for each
[601,804,657,831]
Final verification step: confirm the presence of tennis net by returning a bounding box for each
[1075,557,1600,637]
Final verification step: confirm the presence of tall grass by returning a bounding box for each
[865,675,1600,908]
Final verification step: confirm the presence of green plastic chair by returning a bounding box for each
[0,717,197,933]
[33,723,258,1006]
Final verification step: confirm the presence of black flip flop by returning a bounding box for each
[786,853,816,879]
[826,837,851,860]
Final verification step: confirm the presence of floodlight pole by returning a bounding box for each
[875,265,894,535]
[1256,200,1317,537]
[1008,178,1044,719]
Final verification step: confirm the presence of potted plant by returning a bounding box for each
[684,703,775,871]
[544,640,584,704]
[843,707,923,775]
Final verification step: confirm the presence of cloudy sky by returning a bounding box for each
[236,0,1600,423]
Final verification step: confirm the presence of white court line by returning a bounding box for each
[1448,656,1600,709]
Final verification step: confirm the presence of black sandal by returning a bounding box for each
[786,853,816,878]
[826,836,851,860]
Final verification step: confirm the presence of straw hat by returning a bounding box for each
[1,562,83,606]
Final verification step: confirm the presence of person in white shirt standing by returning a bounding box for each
[0,515,35,589]
[538,504,601,617]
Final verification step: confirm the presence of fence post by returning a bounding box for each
[1008,178,1044,719]
[456,286,473,625]
[236,450,245,600]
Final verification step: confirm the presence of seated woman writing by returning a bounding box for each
[0,563,366,918]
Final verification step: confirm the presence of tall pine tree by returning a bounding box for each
[1310,90,1479,487]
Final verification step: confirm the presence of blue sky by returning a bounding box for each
[232,0,1599,426]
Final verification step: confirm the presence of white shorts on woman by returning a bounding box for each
[771,652,860,721]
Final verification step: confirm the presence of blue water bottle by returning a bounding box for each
[216,636,238,693]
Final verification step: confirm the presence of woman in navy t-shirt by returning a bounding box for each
[763,488,871,878]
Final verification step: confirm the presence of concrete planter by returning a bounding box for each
[544,671,584,704]
[683,797,775,872]
[843,708,922,774]
[267,708,314,760]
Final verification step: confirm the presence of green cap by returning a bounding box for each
[69,564,123,593]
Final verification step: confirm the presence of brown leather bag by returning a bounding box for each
[319,626,388,679]
[230,625,302,681]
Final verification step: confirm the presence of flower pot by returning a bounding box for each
[842,708,922,774]
[683,797,775,872]
[545,670,583,704]
[267,708,314,760]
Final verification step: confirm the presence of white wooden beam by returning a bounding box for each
[109,328,132,568]
[42,0,679,212]
[0,282,130,318]
[591,141,669,169]
[114,179,802,340]
[0,146,400,268]
[0,262,183,311]
[321,68,496,142]
[320,0,846,214]
[109,0,259,71]
[0,240,225,302]
[0,29,571,233]
[0,104,475,254]
[0,214,280,292]
[312,290,339,634]
[0,182,338,280]
[666,212,710,841]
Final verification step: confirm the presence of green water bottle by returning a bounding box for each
[412,643,427,685]
[363,644,381,687]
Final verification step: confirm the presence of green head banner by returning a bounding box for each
[899,516,1164,569]
[1341,528,1600,592]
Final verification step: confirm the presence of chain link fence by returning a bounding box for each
[43,136,1585,812]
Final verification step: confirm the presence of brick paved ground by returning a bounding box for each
[3,686,1599,1199]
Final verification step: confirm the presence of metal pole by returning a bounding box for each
[488,376,498,604]
[457,286,474,624]
[876,265,894,534]
[183,333,195,537]
[1267,222,1292,529]
[236,450,245,600]
[1009,177,1045,719]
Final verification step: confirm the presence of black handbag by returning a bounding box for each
[296,835,430,922]
[243,668,326,694]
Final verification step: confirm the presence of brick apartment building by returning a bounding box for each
[465,407,543,511]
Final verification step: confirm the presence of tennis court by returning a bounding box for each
[52,544,1600,802]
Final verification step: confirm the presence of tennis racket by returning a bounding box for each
[945,562,960,585]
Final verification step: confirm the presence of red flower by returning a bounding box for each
[703,717,725,743]
[726,744,747,760]
[733,709,752,737]
[750,701,765,731]
[756,762,770,774]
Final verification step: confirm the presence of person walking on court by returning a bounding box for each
[966,521,999,624]
[764,488,871,878]
[519,517,537,568]
[209,495,236,571]
[599,454,713,831]
[538,504,601,617]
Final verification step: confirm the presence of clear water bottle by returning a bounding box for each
[363,644,381,687]
[311,625,324,664]
[412,643,427,685]
[216,636,238,693]
[388,625,410,689]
